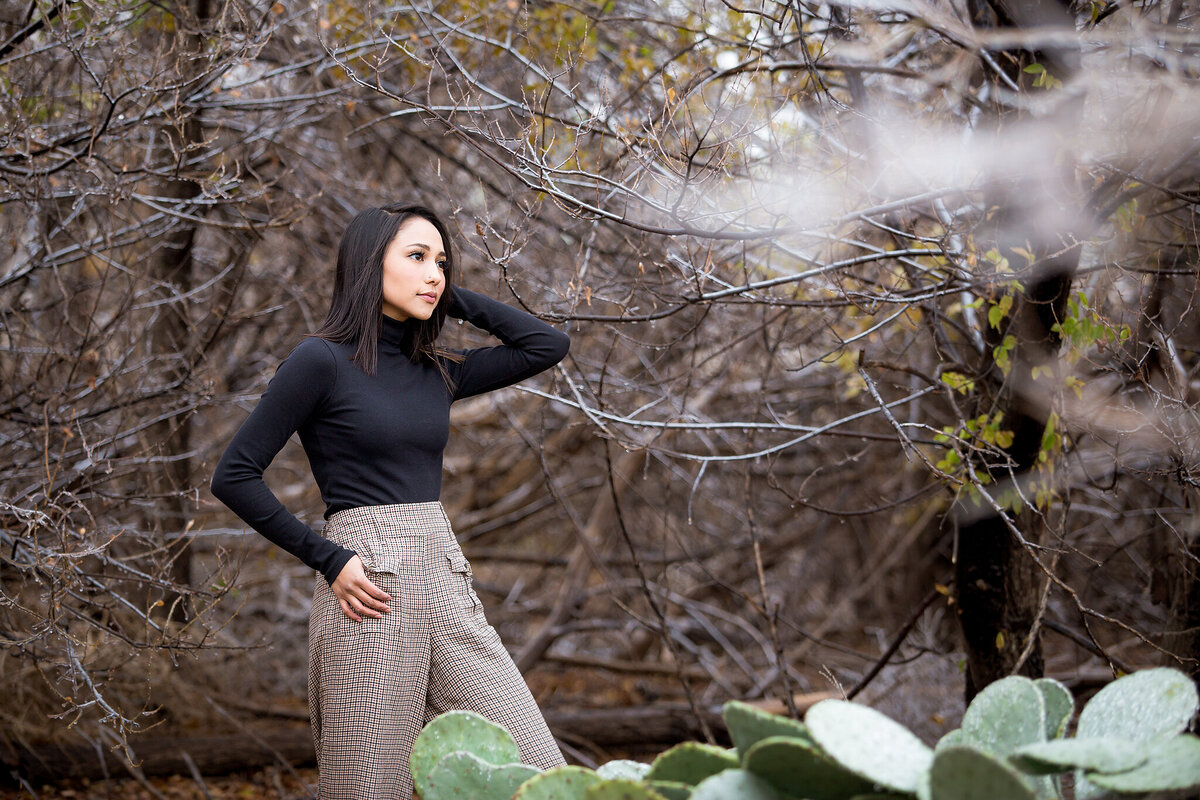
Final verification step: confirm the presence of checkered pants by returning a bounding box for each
[307,502,565,799]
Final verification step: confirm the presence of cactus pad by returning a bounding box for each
[410,710,521,799]
[647,780,692,800]
[1076,666,1199,742]
[512,766,603,800]
[1033,678,1073,740]
[743,734,875,800]
[935,729,965,752]
[423,751,539,800]
[596,759,651,781]
[1084,734,1200,794]
[960,675,1045,758]
[689,768,783,800]
[929,745,1036,800]
[722,699,812,756]
[1010,737,1147,775]
[805,699,934,794]
[646,742,739,785]
[585,778,672,800]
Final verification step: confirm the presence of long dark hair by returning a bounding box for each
[312,203,458,376]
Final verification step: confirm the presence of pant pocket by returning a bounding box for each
[446,552,482,611]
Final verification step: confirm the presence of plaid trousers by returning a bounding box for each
[307,502,565,799]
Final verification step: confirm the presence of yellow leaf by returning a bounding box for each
[995,631,1006,650]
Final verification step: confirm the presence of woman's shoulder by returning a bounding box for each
[277,336,342,381]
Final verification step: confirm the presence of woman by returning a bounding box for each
[210,203,570,798]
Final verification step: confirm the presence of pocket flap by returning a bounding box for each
[446,552,471,574]
[356,537,407,575]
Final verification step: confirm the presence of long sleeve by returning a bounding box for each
[447,286,570,401]
[210,338,356,584]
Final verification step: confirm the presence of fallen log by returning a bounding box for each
[2,695,832,785]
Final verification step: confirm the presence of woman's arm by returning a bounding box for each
[210,338,356,585]
[447,286,570,401]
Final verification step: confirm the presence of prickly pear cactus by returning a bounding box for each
[595,759,651,781]
[585,778,671,799]
[512,765,603,800]
[1010,737,1147,775]
[722,699,812,756]
[805,698,934,794]
[742,734,874,800]
[410,710,521,799]
[645,742,739,785]
[928,744,1036,800]
[423,751,539,800]
[1084,734,1200,795]
[1075,667,1199,742]
[647,780,692,800]
[1073,666,1200,800]
[959,675,1046,758]
[935,729,965,752]
[689,768,783,800]
[1033,677,1073,740]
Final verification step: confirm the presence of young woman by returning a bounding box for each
[210,203,569,798]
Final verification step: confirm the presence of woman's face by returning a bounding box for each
[381,216,446,322]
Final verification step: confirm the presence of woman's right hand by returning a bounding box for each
[331,555,392,622]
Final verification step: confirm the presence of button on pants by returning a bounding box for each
[307,502,565,798]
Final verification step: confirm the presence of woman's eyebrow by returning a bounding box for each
[406,242,446,257]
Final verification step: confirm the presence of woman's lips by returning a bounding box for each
[419,292,438,303]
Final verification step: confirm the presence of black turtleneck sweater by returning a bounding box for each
[210,287,570,584]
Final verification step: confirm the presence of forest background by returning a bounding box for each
[1,0,1198,792]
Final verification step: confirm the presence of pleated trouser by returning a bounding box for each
[307,501,565,799]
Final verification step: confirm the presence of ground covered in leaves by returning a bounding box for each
[0,766,320,800]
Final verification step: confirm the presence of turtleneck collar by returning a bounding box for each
[380,314,415,350]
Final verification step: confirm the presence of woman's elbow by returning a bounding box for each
[209,457,241,507]
[549,329,570,364]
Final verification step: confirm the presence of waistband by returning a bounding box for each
[326,501,450,537]
[323,503,455,574]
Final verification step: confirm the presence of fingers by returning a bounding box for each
[338,597,363,623]
[334,579,392,622]
[331,555,395,622]
[360,578,392,604]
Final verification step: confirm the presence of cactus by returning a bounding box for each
[512,766,604,800]
[1084,734,1200,794]
[928,745,1036,800]
[1073,667,1200,800]
[1075,666,1199,742]
[959,675,1045,758]
[410,710,521,799]
[1010,737,1147,775]
[805,698,934,794]
[596,759,651,781]
[645,742,739,785]
[935,729,965,752]
[688,768,784,800]
[585,778,671,800]
[723,699,812,756]
[1033,677,1073,740]
[647,780,693,800]
[742,734,874,800]
[423,751,539,800]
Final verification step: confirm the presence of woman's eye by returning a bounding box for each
[410,251,423,261]
[436,261,447,270]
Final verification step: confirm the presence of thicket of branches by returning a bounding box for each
[1,0,1197,766]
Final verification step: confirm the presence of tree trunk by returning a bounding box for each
[954,0,1080,700]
